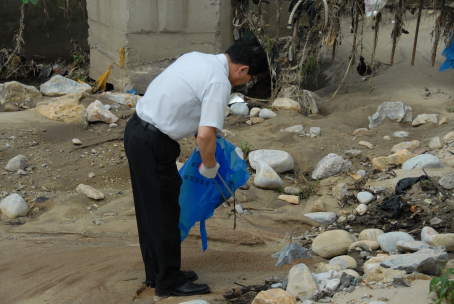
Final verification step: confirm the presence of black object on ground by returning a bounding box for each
[394,175,427,195]
[34,196,49,203]
[377,196,403,218]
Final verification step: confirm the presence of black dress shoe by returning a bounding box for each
[145,270,198,288]
[155,281,210,297]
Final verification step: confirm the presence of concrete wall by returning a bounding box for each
[87,0,233,94]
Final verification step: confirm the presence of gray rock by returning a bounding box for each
[412,114,438,126]
[311,154,354,180]
[109,123,118,128]
[310,127,321,136]
[430,217,443,225]
[345,149,362,159]
[439,173,454,189]
[272,242,312,266]
[304,212,337,225]
[332,183,348,201]
[254,162,283,190]
[284,187,300,195]
[380,249,448,276]
[396,240,437,252]
[286,263,317,301]
[40,75,92,96]
[337,216,347,223]
[76,184,105,200]
[283,125,304,135]
[270,283,283,288]
[394,131,409,137]
[104,104,111,110]
[0,193,30,218]
[259,108,278,119]
[429,137,442,150]
[368,101,412,129]
[357,192,374,204]
[5,155,29,172]
[230,103,249,116]
[0,81,42,104]
[378,232,415,252]
[356,170,366,176]
[402,154,443,170]
[249,150,294,174]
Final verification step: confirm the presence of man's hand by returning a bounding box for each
[199,162,220,179]
[197,126,217,168]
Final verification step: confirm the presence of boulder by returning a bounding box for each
[249,150,294,174]
[283,125,304,135]
[252,288,297,304]
[35,94,88,128]
[278,195,300,205]
[421,226,438,245]
[310,127,321,136]
[286,263,317,301]
[76,184,105,200]
[332,183,348,201]
[5,155,29,172]
[391,140,421,153]
[272,243,312,267]
[363,255,394,274]
[298,90,322,115]
[372,149,416,171]
[442,132,454,142]
[86,100,119,123]
[104,91,141,107]
[311,230,357,258]
[394,131,409,137]
[402,154,443,170]
[412,114,438,126]
[311,153,354,180]
[259,108,278,119]
[231,103,249,116]
[380,249,449,276]
[396,240,437,252]
[348,240,380,251]
[345,149,362,159]
[254,162,283,190]
[40,75,92,96]
[284,187,300,195]
[250,107,261,117]
[429,137,442,150]
[359,141,373,149]
[377,232,415,252]
[368,101,412,129]
[352,128,371,136]
[0,81,42,104]
[304,212,336,225]
[432,234,454,251]
[329,255,357,269]
[357,191,374,204]
[439,173,454,190]
[36,92,84,107]
[311,200,326,212]
[0,193,30,218]
[272,98,302,112]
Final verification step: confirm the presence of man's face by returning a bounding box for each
[236,68,255,86]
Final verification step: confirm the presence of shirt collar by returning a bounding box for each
[215,54,229,79]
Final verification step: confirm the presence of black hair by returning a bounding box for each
[225,37,269,76]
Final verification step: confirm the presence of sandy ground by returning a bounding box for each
[0,12,453,304]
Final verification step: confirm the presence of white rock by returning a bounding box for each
[394,131,409,137]
[311,154,354,180]
[72,138,82,145]
[88,172,96,178]
[402,154,443,170]
[311,230,357,258]
[235,204,244,214]
[391,140,421,153]
[104,104,111,110]
[104,91,141,107]
[383,136,391,140]
[348,240,380,251]
[259,108,278,119]
[76,184,105,200]
[352,128,371,136]
[235,147,244,160]
[272,98,302,112]
[310,127,321,136]
[0,81,42,104]
[359,141,373,149]
[359,229,384,242]
[304,212,336,225]
[254,162,283,190]
[221,129,236,138]
[286,263,317,301]
[439,173,454,190]
[432,234,454,251]
[357,192,374,204]
[442,132,454,142]
[429,137,442,150]
[283,125,304,135]
[377,232,415,252]
[337,216,347,223]
[412,114,438,126]
[368,101,412,129]
[329,255,357,269]
[356,204,367,215]
[231,103,249,116]
[278,195,300,205]
[250,107,261,117]
[356,170,366,176]
[5,155,29,172]
[249,150,294,173]
[345,149,362,158]
[0,193,30,218]
[109,123,118,128]
[332,183,348,201]
[421,226,438,245]
[87,100,119,124]
[40,75,91,96]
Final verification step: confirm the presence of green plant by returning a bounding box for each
[274,187,285,194]
[72,53,85,66]
[429,267,454,304]
[301,52,320,76]
[240,141,253,156]
[446,107,454,113]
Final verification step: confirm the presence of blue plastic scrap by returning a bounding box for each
[178,136,249,251]
[440,40,454,72]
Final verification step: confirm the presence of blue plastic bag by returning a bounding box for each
[440,40,454,72]
[178,136,249,251]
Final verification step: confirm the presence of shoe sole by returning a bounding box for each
[155,287,210,297]
[146,275,198,288]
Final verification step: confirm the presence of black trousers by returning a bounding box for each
[124,115,187,290]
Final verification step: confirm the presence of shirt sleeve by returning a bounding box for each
[199,82,231,132]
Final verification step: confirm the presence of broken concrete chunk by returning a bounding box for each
[0,81,42,104]
[40,75,92,96]
[86,100,119,124]
[35,95,88,128]
[104,91,141,107]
